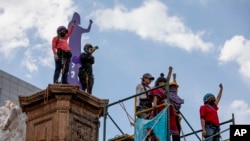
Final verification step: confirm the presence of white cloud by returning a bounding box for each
[0,0,76,71]
[90,0,213,52]
[230,100,250,124]
[186,0,209,5]
[21,43,54,73]
[21,48,38,73]
[219,35,250,78]
[199,0,209,5]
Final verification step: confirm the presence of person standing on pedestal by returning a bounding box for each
[78,44,98,94]
[52,20,76,84]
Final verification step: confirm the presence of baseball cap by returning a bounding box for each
[142,73,154,80]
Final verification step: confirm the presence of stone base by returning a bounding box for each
[19,84,109,141]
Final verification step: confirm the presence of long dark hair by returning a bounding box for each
[155,73,167,87]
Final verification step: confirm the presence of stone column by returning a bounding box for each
[19,84,109,141]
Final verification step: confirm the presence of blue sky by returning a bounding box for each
[0,0,249,140]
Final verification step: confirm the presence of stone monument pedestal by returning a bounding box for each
[19,84,108,141]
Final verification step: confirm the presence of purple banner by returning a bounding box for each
[67,12,93,88]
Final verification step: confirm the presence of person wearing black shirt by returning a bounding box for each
[78,44,98,94]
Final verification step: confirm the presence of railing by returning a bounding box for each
[102,84,235,141]
[180,113,235,141]
[103,84,167,141]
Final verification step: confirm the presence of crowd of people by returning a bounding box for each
[135,66,223,141]
[52,19,224,141]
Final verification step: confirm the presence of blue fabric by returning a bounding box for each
[134,107,169,141]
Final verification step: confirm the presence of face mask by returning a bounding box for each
[58,28,68,37]
[208,99,215,105]
[169,86,177,92]
[59,32,66,37]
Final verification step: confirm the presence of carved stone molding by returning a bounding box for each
[19,84,109,141]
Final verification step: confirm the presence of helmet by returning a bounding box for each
[84,44,93,52]
[203,93,215,103]
[57,26,68,34]
[155,73,167,86]
[169,81,179,88]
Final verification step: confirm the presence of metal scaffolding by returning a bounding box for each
[102,84,235,141]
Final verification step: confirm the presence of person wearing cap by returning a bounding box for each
[200,83,223,141]
[169,73,184,141]
[149,66,180,141]
[52,20,76,84]
[135,73,154,119]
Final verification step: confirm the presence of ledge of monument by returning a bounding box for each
[19,84,109,117]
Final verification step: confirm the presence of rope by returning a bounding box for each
[44,87,49,104]
[119,102,135,126]
[86,74,89,92]
[180,128,187,141]
[61,58,67,75]
[60,54,67,83]
[177,112,186,141]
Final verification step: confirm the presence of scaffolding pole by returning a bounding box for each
[180,114,235,139]
[102,84,166,141]
[102,82,235,141]
[107,113,125,135]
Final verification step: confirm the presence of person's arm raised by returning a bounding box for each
[215,83,223,105]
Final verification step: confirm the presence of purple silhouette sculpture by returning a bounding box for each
[67,12,93,88]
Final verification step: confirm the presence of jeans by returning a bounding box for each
[204,124,220,141]
[53,50,70,84]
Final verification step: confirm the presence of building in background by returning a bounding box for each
[0,70,41,106]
